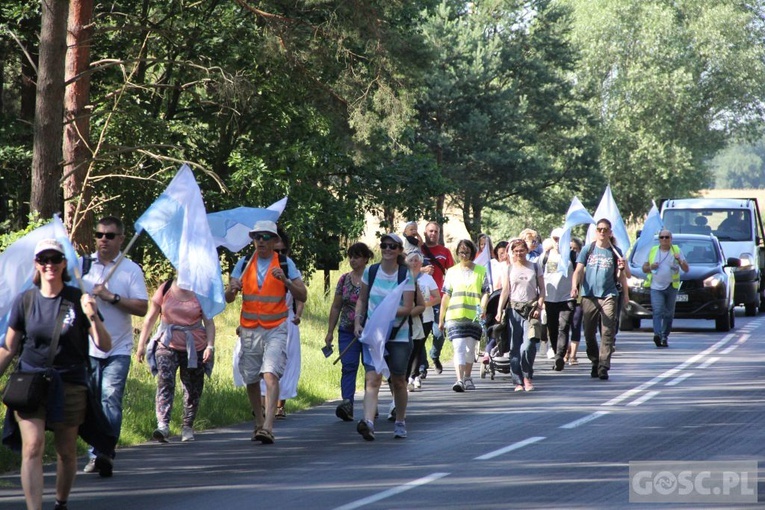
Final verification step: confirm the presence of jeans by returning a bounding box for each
[508,309,538,385]
[581,296,617,370]
[89,355,131,459]
[651,286,678,341]
[428,305,444,361]
[338,329,362,404]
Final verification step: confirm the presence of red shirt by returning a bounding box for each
[422,244,454,295]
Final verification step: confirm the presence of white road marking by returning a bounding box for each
[627,390,660,407]
[474,436,546,461]
[559,411,610,429]
[666,372,693,386]
[697,356,720,369]
[333,472,450,510]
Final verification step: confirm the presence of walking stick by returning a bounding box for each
[333,336,359,365]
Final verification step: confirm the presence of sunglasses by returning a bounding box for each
[457,251,471,256]
[380,242,400,250]
[36,254,64,265]
[275,248,288,255]
[251,233,276,241]
[95,232,119,240]
[659,235,671,239]
[596,227,610,233]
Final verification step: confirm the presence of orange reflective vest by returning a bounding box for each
[240,253,288,329]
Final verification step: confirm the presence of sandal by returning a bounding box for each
[276,407,286,419]
[254,428,275,444]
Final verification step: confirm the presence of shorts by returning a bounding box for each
[238,323,288,384]
[16,383,88,428]
[363,340,413,377]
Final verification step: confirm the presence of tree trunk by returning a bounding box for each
[63,0,95,252]
[31,0,69,218]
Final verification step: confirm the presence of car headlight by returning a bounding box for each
[738,253,754,268]
[628,276,644,287]
[703,274,724,287]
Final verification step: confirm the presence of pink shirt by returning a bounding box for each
[152,285,207,352]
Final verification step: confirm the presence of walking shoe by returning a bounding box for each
[83,458,97,474]
[554,357,565,371]
[94,454,113,478]
[463,377,475,390]
[393,421,407,439]
[419,368,428,380]
[661,338,669,348]
[181,426,194,442]
[152,425,170,443]
[357,419,375,441]
[407,378,415,392]
[523,377,535,392]
[598,367,609,380]
[414,376,422,390]
[336,399,354,422]
[433,358,443,374]
[591,364,599,378]
[452,380,465,392]
[387,402,396,422]
[653,334,662,348]
[546,345,555,359]
[254,428,275,444]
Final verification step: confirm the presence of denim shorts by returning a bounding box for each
[363,340,413,377]
[238,322,288,384]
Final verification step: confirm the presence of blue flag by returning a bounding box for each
[632,202,664,257]
[558,196,596,276]
[135,164,225,318]
[207,197,287,252]
[0,216,79,346]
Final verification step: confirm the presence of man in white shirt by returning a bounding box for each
[81,217,148,476]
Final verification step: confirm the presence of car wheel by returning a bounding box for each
[730,308,735,329]
[745,302,758,317]
[619,313,635,331]
[715,311,732,332]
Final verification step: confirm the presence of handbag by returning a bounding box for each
[2,299,68,413]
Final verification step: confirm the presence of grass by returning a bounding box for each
[0,261,381,472]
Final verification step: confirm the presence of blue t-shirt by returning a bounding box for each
[362,265,416,343]
[577,244,621,298]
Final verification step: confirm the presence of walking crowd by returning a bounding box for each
[0,213,691,510]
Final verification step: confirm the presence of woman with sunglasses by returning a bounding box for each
[0,239,111,510]
[439,240,490,392]
[353,233,415,440]
[325,242,375,422]
[496,238,545,392]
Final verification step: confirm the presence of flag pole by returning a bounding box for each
[333,336,358,365]
[101,230,142,286]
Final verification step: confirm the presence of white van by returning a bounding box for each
[660,198,765,315]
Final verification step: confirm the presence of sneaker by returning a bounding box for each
[433,358,443,374]
[546,346,555,359]
[452,380,465,392]
[523,377,535,392]
[463,377,475,390]
[661,338,669,348]
[393,421,407,439]
[653,334,662,348]
[152,425,170,443]
[54,502,69,510]
[357,419,375,441]
[83,458,97,474]
[407,378,415,392]
[387,402,396,422]
[414,376,422,390]
[419,368,428,380]
[335,399,354,422]
[181,426,194,442]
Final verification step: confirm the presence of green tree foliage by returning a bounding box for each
[564,0,765,218]
[709,138,765,189]
[416,0,598,238]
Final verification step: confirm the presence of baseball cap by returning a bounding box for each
[34,239,65,256]
[381,233,403,246]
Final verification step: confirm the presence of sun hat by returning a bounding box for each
[249,220,279,238]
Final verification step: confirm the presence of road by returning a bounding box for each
[1,313,764,509]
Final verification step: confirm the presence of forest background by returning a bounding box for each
[3,0,765,278]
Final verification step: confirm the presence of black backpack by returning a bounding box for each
[583,242,623,289]
[366,263,416,340]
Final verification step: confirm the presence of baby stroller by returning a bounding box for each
[480,290,511,380]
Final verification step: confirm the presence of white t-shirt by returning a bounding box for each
[648,247,685,290]
[416,273,438,323]
[80,253,149,358]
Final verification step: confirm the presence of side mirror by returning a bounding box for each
[726,257,741,268]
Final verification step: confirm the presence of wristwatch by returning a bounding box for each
[111,294,121,305]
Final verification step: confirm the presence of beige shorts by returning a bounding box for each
[238,323,288,384]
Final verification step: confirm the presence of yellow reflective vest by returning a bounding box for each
[444,264,486,321]
[643,245,681,289]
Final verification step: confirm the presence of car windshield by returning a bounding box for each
[663,209,751,241]
[630,238,719,266]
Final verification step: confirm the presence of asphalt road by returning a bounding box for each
[1,312,764,509]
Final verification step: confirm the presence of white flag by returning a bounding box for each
[358,279,409,378]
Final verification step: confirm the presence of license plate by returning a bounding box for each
[676,294,688,302]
